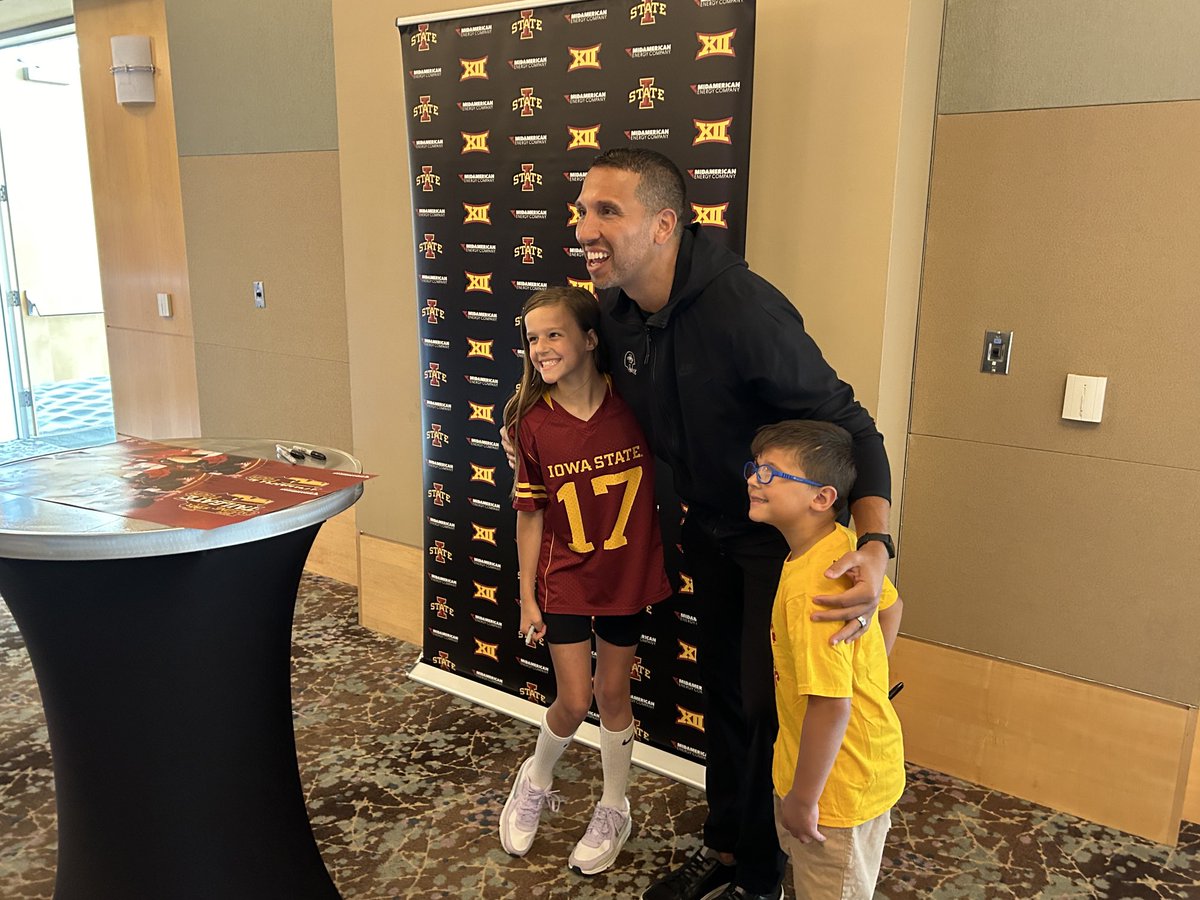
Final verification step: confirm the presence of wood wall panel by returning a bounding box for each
[899,434,1200,705]
[104,327,199,438]
[359,536,422,647]
[1184,717,1200,825]
[304,507,358,587]
[912,103,1200,472]
[940,0,1200,114]
[890,636,1191,845]
[75,0,200,437]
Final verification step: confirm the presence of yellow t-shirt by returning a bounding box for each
[770,524,905,828]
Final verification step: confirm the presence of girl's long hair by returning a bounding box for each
[503,286,607,497]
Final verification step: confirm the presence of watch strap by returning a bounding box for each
[856,532,895,559]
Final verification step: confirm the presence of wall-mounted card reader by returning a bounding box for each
[980,330,1013,375]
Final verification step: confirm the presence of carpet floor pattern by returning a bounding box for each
[1,574,1197,899]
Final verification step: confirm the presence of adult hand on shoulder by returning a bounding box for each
[499,426,517,470]
[811,540,887,646]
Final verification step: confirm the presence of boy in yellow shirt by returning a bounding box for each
[746,420,904,899]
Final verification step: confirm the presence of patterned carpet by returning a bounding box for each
[1,573,1198,899]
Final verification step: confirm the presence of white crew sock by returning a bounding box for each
[599,719,636,808]
[527,716,574,788]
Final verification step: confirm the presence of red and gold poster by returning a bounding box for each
[0,438,370,530]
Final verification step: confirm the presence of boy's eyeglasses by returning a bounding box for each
[743,461,827,488]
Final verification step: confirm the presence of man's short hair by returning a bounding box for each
[751,420,856,514]
[590,148,687,235]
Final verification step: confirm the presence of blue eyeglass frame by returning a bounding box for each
[743,460,827,488]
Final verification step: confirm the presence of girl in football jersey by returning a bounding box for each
[499,286,672,875]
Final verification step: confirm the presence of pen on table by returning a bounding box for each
[275,444,299,465]
[291,446,326,461]
[888,681,904,700]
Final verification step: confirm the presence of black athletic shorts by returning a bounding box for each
[542,610,647,647]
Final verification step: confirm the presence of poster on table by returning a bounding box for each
[398,0,756,775]
[0,438,370,529]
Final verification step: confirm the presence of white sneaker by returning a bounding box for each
[568,797,632,876]
[499,757,561,856]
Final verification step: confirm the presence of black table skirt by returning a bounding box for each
[0,523,341,900]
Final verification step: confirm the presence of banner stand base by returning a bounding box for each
[409,661,706,791]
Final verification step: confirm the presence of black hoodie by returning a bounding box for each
[599,224,890,537]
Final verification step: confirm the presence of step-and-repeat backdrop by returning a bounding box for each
[398,0,755,771]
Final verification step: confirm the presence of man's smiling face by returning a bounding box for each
[574,166,662,293]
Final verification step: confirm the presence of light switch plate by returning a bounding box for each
[156,292,172,318]
[1062,374,1107,423]
[253,281,265,309]
[980,330,1013,375]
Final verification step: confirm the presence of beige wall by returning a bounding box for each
[901,0,1200,838]
[166,0,351,448]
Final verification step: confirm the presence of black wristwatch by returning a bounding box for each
[856,532,895,559]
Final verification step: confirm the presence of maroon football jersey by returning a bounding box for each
[514,386,672,616]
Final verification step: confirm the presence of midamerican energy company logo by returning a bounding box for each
[460,56,489,80]
[568,44,602,70]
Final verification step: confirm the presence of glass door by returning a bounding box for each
[0,27,112,447]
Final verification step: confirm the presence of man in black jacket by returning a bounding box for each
[576,149,894,900]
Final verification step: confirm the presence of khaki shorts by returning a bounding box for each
[773,795,891,900]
